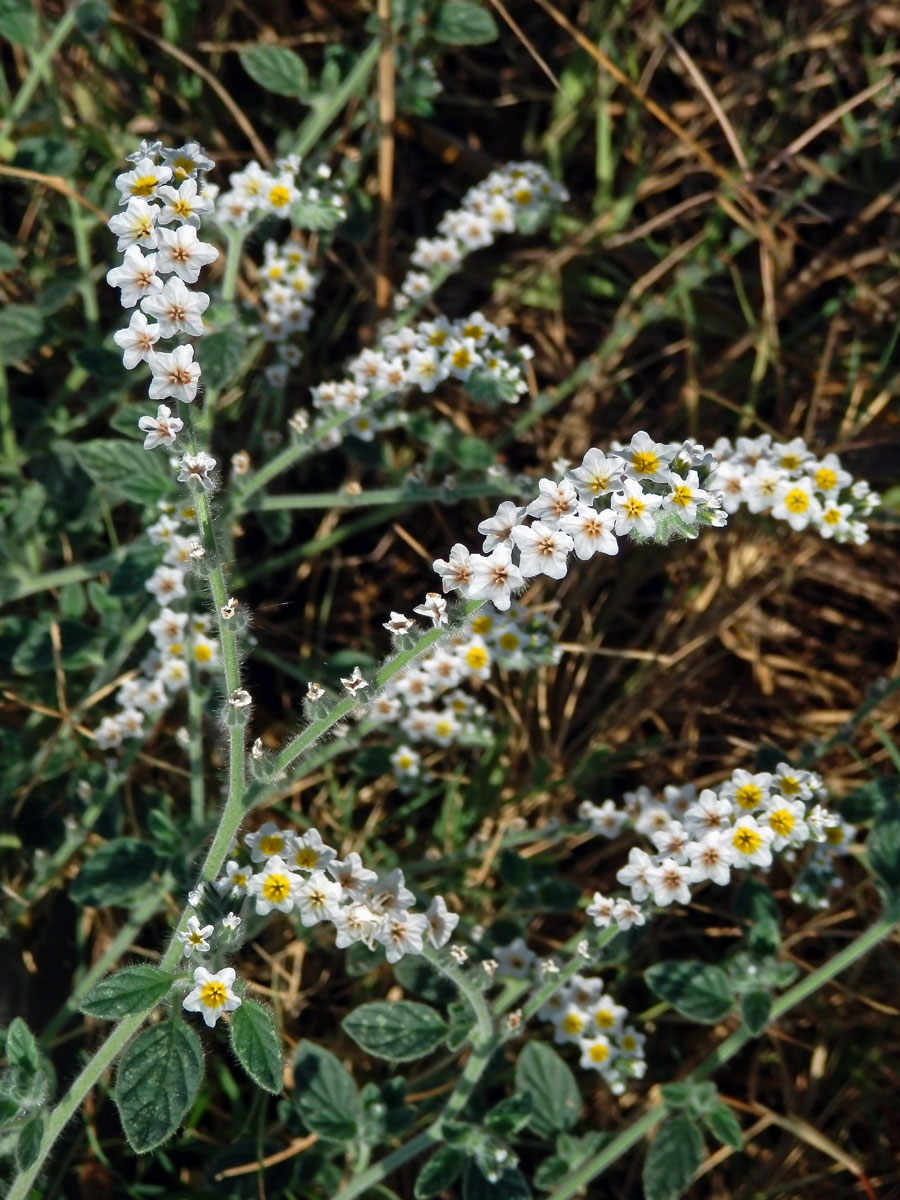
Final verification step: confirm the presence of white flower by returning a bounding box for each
[559,505,618,559]
[615,430,676,482]
[296,871,342,926]
[341,665,368,693]
[334,902,382,949]
[611,479,662,537]
[721,769,771,813]
[587,892,616,927]
[328,852,378,900]
[182,966,241,1027]
[145,564,187,604]
[443,337,482,381]
[578,1034,615,1071]
[772,477,821,532]
[612,898,645,930]
[138,403,183,450]
[554,1002,590,1042]
[728,816,775,868]
[108,197,159,251]
[221,912,242,933]
[248,854,302,915]
[380,911,429,963]
[492,937,535,978]
[760,797,809,850]
[364,868,416,917]
[155,224,219,283]
[662,470,709,524]
[178,451,217,491]
[245,821,293,863]
[106,245,163,308]
[684,789,733,835]
[567,448,622,500]
[467,545,525,611]
[650,820,690,862]
[391,745,421,779]
[94,714,124,750]
[177,914,214,957]
[163,140,215,178]
[706,462,746,513]
[141,276,209,337]
[425,895,460,948]
[433,543,474,595]
[525,478,578,529]
[113,310,161,369]
[383,611,414,635]
[591,994,628,1034]
[817,501,852,540]
[292,829,337,873]
[616,846,653,901]
[686,831,736,886]
[215,860,252,897]
[510,521,573,579]
[477,501,524,551]
[646,857,693,906]
[115,156,172,204]
[148,344,202,403]
[156,177,214,227]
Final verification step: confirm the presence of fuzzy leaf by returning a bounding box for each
[415,1146,465,1199]
[70,439,171,508]
[703,1102,743,1150]
[230,999,283,1094]
[642,1114,705,1200]
[741,989,772,1035]
[514,1042,581,1138]
[432,1,499,44]
[80,966,176,1020]
[342,1001,447,1062]
[115,1019,203,1152]
[293,1040,360,1142]
[645,960,734,1024]
[239,44,310,97]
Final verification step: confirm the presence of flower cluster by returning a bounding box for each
[94,499,218,750]
[177,821,459,1028]
[255,236,320,385]
[213,156,345,230]
[489,939,646,1093]
[398,161,568,305]
[107,140,218,419]
[431,432,727,612]
[581,761,856,927]
[707,434,878,544]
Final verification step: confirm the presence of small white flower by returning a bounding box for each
[477,501,524,551]
[177,914,214,957]
[328,851,379,900]
[178,451,217,491]
[215,860,252,897]
[686,831,736,886]
[138,403,183,450]
[391,745,421,779]
[611,479,662,537]
[108,197,159,252]
[559,505,618,559]
[383,611,414,635]
[510,521,573,579]
[229,687,251,708]
[221,912,242,933]
[141,276,209,337]
[149,344,202,403]
[296,870,343,926]
[115,156,172,204]
[245,822,292,862]
[772,477,821,532]
[306,681,325,702]
[433,543,474,595]
[567,448,623,500]
[155,224,219,283]
[156,176,214,227]
[728,816,775,869]
[615,430,676,482]
[467,545,525,611]
[145,564,187,604]
[646,857,693,906]
[587,892,616,927]
[612,898,645,930]
[450,944,469,964]
[525,478,579,529]
[413,592,448,627]
[615,846,653,902]
[106,245,163,309]
[341,665,368,693]
[425,896,460,948]
[182,966,241,1027]
[492,937,536,979]
[380,911,430,963]
[248,855,302,915]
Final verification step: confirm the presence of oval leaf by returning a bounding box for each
[432,1,499,45]
[642,1114,705,1200]
[16,1112,44,1172]
[230,999,283,1094]
[115,1019,203,1153]
[71,838,158,906]
[80,966,176,1020]
[293,1040,359,1141]
[463,1161,531,1200]
[514,1041,581,1138]
[740,989,772,1036]
[703,1102,743,1150]
[342,1000,447,1062]
[867,809,900,892]
[239,44,309,97]
[70,439,170,508]
[645,960,734,1024]
[415,1146,465,1199]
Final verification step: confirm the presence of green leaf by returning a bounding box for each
[0,0,38,46]
[747,915,780,958]
[230,999,283,1094]
[291,195,346,231]
[645,960,734,1024]
[642,1114,705,1200]
[740,989,772,1035]
[74,0,109,35]
[5,1018,40,1074]
[0,240,20,271]
[70,439,171,507]
[80,966,176,1020]
[703,1102,743,1150]
[514,1042,581,1138]
[432,1,499,44]
[70,838,158,907]
[0,305,44,364]
[463,1162,531,1200]
[534,1155,570,1190]
[484,1092,533,1136]
[867,806,900,891]
[293,1040,360,1142]
[415,1146,465,1199]
[199,328,248,391]
[12,619,105,674]
[239,44,310,97]
[342,1001,447,1062]
[839,778,898,823]
[115,1019,204,1153]
[16,1112,44,1172]
[659,1083,693,1111]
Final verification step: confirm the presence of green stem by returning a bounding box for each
[252,481,529,512]
[230,410,350,510]
[67,197,99,326]
[291,39,380,160]
[421,942,493,1045]
[183,600,206,826]
[0,5,78,148]
[546,904,900,1200]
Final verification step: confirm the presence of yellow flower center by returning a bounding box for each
[785,488,809,514]
[815,467,838,491]
[232,872,248,889]
[435,720,453,738]
[173,156,196,177]
[732,826,763,855]
[823,508,841,526]
[295,848,319,869]
[621,1035,636,1052]
[172,197,193,218]
[195,643,212,663]
[397,755,413,770]
[780,775,800,795]
[499,632,519,651]
[623,496,645,518]
[428,329,448,347]
[824,825,844,846]
[735,782,762,810]
[452,347,472,370]
[513,186,532,206]
[130,174,158,197]
[259,834,284,856]
[589,1042,609,1063]
[631,450,659,475]
[262,873,290,902]
[781,453,801,470]
[462,323,484,340]
[670,484,692,508]
[471,615,493,634]
[268,265,283,280]
[466,646,488,670]
[562,1013,583,1035]
[200,981,226,1008]
[595,1009,615,1029]
[269,185,291,208]
[769,808,795,837]
[188,931,205,944]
